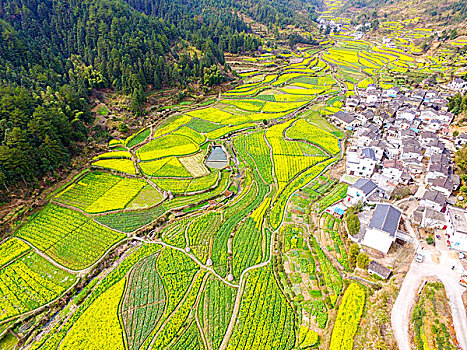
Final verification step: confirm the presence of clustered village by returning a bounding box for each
[322,75,467,278]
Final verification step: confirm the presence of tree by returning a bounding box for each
[118,122,128,134]
[356,253,370,269]
[349,243,360,268]
[346,213,361,236]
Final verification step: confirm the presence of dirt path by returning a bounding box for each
[391,251,467,350]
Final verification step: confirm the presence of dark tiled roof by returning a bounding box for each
[422,190,446,206]
[428,163,449,175]
[368,204,401,237]
[383,159,403,170]
[368,261,391,279]
[430,153,449,166]
[429,177,454,191]
[353,178,378,195]
[334,111,356,124]
[361,148,376,161]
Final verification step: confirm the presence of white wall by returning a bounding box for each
[362,228,395,254]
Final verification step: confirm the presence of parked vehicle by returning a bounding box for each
[415,253,424,263]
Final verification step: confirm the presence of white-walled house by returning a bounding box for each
[382,159,411,184]
[420,108,439,122]
[346,148,377,178]
[397,108,417,121]
[362,204,402,254]
[401,145,423,162]
[420,190,446,211]
[346,178,379,205]
[366,92,380,105]
[384,142,400,159]
[426,163,449,182]
[369,140,386,161]
[419,131,437,146]
[425,139,445,159]
[426,119,442,132]
[357,130,378,148]
[446,206,467,252]
[428,177,456,197]
[331,111,358,130]
[448,78,467,92]
[435,111,454,124]
[455,133,467,148]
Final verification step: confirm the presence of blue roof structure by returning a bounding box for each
[334,207,345,216]
[361,148,376,161]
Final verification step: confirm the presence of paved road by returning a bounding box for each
[391,250,467,350]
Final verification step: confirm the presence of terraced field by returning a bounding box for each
[7,3,464,348]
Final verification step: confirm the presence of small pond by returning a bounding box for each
[205,145,228,169]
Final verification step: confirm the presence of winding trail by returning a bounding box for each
[391,251,467,350]
[133,236,239,289]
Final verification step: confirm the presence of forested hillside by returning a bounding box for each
[0,0,321,193]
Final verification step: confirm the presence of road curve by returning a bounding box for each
[391,256,467,350]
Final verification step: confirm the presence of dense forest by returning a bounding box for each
[0,0,321,193]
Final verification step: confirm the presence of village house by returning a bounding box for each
[420,190,447,212]
[361,204,402,254]
[416,207,447,229]
[448,77,467,92]
[424,139,445,159]
[455,133,467,148]
[369,140,387,161]
[346,148,377,178]
[425,119,442,132]
[446,206,467,252]
[357,130,378,148]
[346,178,380,205]
[419,130,437,146]
[368,261,392,279]
[382,159,411,185]
[428,177,456,197]
[331,110,358,129]
[426,162,450,183]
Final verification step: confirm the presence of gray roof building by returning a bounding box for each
[333,111,356,125]
[361,148,376,161]
[353,178,378,195]
[368,204,402,237]
[368,261,392,279]
[422,190,447,206]
[430,153,450,166]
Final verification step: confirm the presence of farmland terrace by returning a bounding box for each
[1,0,467,349]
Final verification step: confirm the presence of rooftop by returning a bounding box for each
[368,261,392,279]
[447,206,467,235]
[352,178,378,195]
[334,110,356,124]
[368,204,402,237]
[422,190,446,206]
[361,148,376,161]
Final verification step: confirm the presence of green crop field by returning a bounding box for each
[8,3,437,345]
[0,248,76,322]
[16,204,125,269]
[55,172,150,213]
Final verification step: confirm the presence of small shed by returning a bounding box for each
[368,261,391,279]
[333,207,345,219]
